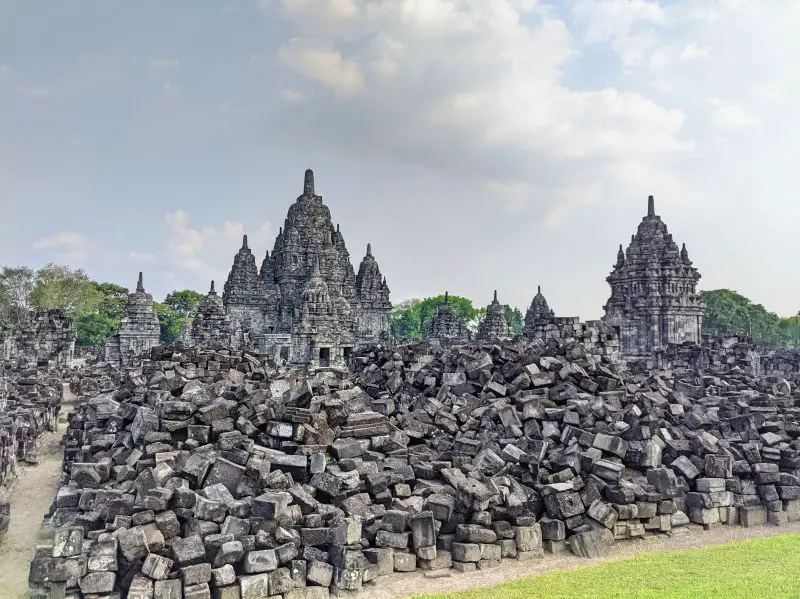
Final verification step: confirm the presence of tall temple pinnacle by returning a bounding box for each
[136,272,144,293]
[603,196,703,356]
[493,289,498,303]
[242,234,249,249]
[366,242,372,258]
[210,280,216,294]
[304,168,315,195]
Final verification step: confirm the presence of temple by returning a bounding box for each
[190,281,231,349]
[104,272,161,366]
[476,290,511,341]
[523,285,556,338]
[221,169,391,367]
[602,195,703,356]
[426,292,469,345]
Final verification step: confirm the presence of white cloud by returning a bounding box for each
[156,211,272,285]
[278,38,364,94]
[32,232,91,262]
[710,101,760,132]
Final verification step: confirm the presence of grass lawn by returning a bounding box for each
[416,534,800,599]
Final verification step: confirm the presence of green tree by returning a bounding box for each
[702,289,799,349]
[504,305,524,336]
[73,282,130,347]
[391,294,482,340]
[163,289,205,317]
[30,263,101,315]
[154,302,185,344]
[0,266,36,326]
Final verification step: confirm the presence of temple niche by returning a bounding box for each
[476,291,511,342]
[222,169,392,367]
[425,292,470,345]
[602,195,703,356]
[105,273,161,366]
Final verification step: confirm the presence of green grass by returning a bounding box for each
[416,534,800,599]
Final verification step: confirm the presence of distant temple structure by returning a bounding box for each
[105,273,161,366]
[602,195,703,356]
[523,286,556,338]
[221,169,392,368]
[425,292,470,345]
[476,291,511,342]
[190,281,231,349]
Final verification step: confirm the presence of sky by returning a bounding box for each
[1,0,799,320]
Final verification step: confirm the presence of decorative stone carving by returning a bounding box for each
[477,290,511,341]
[603,195,703,356]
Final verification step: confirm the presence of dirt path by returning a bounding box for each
[0,383,71,599]
[360,521,800,598]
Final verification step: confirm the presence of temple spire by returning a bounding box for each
[647,195,655,217]
[537,285,541,295]
[242,234,248,249]
[210,280,216,294]
[366,242,372,257]
[136,272,144,293]
[304,169,315,195]
[444,291,449,303]
[493,289,498,303]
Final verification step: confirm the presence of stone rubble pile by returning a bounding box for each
[0,364,65,486]
[28,339,800,599]
[0,362,66,535]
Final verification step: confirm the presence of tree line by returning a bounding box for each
[0,264,204,347]
[701,289,800,349]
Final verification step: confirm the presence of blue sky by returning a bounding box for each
[2,0,799,319]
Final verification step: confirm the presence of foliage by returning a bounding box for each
[702,289,800,349]
[0,266,36,327]
[390,295,523,340]
[415,534,800,599]
[154,302,187,344]
[73,282,130,347]
[30,263,101,315]
[504,305,524,336]
[163,289,205,315]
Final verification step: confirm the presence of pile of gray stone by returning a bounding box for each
[28,339,800,598]
[0,364,64,486]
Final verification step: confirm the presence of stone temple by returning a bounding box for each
[105,273,161,366]
[523,285,556,338]
[603,195,703,356]
[476,291,511,342]
[222,169,391,368]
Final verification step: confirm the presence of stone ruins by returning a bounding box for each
[1,310,75,368]
[4,178,800,599]
[425,292,470,345]
[523,286,556,339]
[476,291,511,342]
[22,334,800,599]
[602,196,704,357]
[190,281,232,350]
[221,170,392,368]
[104,273,161,367]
